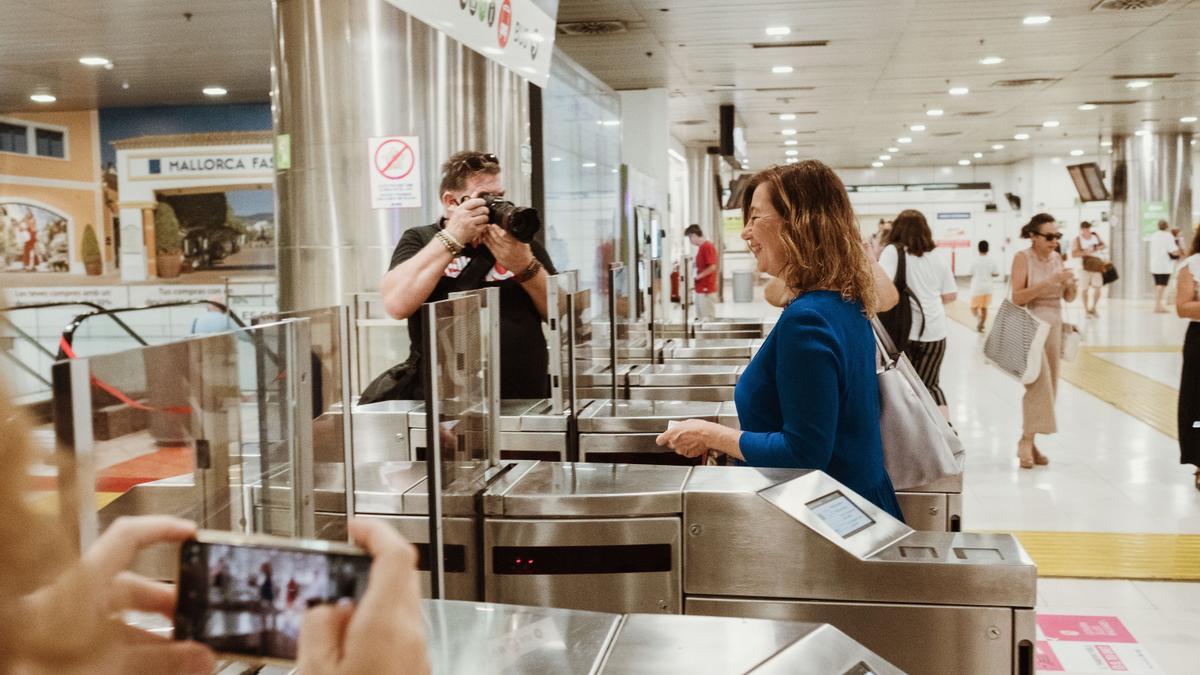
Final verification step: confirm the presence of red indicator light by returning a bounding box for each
[516,559,523,564]
[528,559,535,565]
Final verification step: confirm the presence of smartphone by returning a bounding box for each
[174,530,372,663]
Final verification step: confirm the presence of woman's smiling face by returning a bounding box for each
[743,182,785,276]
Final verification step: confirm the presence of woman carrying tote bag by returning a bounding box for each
[1011,214,1077,469]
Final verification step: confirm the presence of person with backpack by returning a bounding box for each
[878,210,957,419]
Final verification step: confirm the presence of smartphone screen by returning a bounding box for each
[174,538,371,661]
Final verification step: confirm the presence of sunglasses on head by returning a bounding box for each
[453,153,499,172]
[1034,232,1063,241]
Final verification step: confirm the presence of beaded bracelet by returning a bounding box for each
[516,258,542,283]
[435,230,464,257]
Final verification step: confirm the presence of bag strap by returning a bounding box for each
[870,316,899,370]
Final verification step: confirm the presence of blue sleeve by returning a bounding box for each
[738,308,841,470]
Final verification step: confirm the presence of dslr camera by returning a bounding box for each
[485,198,541,244]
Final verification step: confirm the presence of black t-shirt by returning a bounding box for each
[389,222,557,399]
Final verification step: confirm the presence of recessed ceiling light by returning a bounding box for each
[958,159,971,166]
[202,86,228,96]
[79,56,111,67]
[781,128,797,135]
[30,93,56,103]
[973,152,984,158]
[1134,129,1149,136]
[582,162,597,168]
[779,113,796,121]
[611,168,619,173]
[121,81,130,90]
[601,120,620,126]
[897,137,912,143]
[949,87,969,96]
[879,154,891,160]
[784,139,798,146]
[1043,120,1060,128]
[992,144,1005,150]
[1181,115,1198,123]
[888,147,900,152]
[1023,15,1052,25]
[765,26,791,36]
[979,56,1005,65]
[1078,103,1097,111]
[1014,133,1030,140]
[785,149,799,156]
[910,124,926,132]
[550,156,562,162]
[1101,140,1112,146]
[871,161,884,168]
[1069,149,1084,156]
[927,109,944,117]
[1126,80,1152,89]
[772,65,794,74]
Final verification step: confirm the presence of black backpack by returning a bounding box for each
[877,244,925,354]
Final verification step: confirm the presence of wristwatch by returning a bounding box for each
[515,258,542,283]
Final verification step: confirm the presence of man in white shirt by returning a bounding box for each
[1148,219,1181,313]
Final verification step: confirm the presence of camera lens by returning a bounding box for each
[486,198,541,244]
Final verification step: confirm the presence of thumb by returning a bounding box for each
[117,641,214,674]
[298,601,354,669]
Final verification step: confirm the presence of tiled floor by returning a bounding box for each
[711,290,1200,674]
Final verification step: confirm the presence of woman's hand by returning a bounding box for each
[297,518,430,675]
[656,419,713,459]
[19,516,214,674]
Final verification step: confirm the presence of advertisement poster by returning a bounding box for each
[0,202,70,272]
[1140,201,1167,237]
[1036,614,1161,673]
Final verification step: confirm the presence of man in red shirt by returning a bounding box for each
[685,224,719,320]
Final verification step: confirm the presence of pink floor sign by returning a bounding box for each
[1037,615,1161,673]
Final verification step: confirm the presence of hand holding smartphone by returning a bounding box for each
[175,519,429,672]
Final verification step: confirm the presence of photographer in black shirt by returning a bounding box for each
[363,151,556,402]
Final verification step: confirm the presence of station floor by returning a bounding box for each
[712,287,1198,674]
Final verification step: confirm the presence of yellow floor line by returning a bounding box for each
[1085,345,1182,353]
[1004,531,1200,581]
[947,302,1179,440]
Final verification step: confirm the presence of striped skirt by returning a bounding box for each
[906,338,948,407]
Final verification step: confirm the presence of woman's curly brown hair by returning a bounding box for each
[741,160,879,315]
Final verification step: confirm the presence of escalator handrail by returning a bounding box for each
[2,301,149,351]
[59,300,248,355]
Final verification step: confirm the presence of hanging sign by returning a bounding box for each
[384,0,556,87]
[369,136,422,209]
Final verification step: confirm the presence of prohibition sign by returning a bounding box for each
[374,138,415,180]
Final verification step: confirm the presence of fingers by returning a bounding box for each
[113,571,177,616]
[298,601,354,668]
[117,640,215,675]
[85,516,196,580]
[348,518,421,617]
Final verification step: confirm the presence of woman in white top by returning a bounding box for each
[1175,235,1200,491]
[1070,221,1106,317]
[879,209,957,418]
[1148,220,1181,313]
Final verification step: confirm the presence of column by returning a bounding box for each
[1109,133,1194,299]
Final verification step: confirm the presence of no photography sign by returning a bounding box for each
[369,136,421,208]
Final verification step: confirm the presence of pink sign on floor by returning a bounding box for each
[1038,614,1137,643]
[1036,614,1161,673]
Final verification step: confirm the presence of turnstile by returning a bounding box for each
[408,399,572,462]
[575,399,725,465]
[683,466,1033,674]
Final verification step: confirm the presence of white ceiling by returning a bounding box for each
[0,0,272,110]
[2,0,1196,171]
[555,0,1200,169]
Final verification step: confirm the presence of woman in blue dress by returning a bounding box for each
[656,160,904,520]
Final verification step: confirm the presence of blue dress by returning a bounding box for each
[736,291,905,521]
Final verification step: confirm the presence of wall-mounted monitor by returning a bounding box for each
[1066,163,1111,202]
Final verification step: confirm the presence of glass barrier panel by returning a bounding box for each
[351,293,410,399]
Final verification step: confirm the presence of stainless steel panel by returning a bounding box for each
[483,462,689,517]
[688,596,1017,675]
[749,624,904,675]
[484,517,682,614]
[1013,608,1037,675]
[576,399,722,432]
[718,399,740,429]
[683,467,1036,608]
[663,338,760,359]
[896,492,950,532]
[424,599,620,675]
[628,363,743,387]
[353,460,428,515]
[618,386,736,402]
[358,514,479,600]
[600,613,819,675]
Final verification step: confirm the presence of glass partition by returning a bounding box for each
[547,271,579,414]
[52,320,315,566]
[350,292,410,398]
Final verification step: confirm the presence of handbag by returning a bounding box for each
[1082,255,1105,273]
[1101,262,1119,285]
[983,298,1051,384]
[871,319,964,491]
